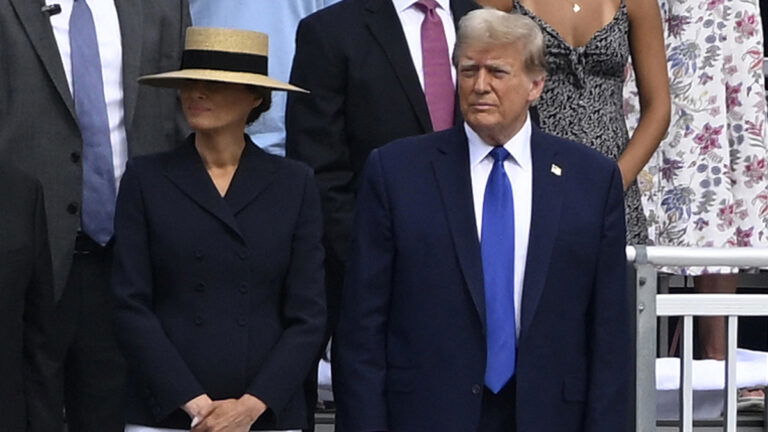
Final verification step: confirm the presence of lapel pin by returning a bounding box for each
[550,164,562,176]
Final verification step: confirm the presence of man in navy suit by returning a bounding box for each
[333,9,631,432]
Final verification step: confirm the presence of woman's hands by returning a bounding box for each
[188,394,268,432]
[183,394,215,427]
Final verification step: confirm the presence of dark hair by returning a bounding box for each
[247,86,272,124]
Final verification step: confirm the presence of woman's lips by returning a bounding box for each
[186,104,210,113]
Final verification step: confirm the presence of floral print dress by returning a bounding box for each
[624,0,768,274]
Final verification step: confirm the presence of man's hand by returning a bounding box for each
[183,394,214,427]
[191,394,268,432]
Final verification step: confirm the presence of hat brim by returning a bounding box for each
[138,69,308,93]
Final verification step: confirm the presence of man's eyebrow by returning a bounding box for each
[484,61,511,70]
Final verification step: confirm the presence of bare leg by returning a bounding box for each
[693,273,738,360]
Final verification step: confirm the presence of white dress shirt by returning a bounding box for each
[45,0,128,190]
[466,117,533,337]
[392,0,457,89]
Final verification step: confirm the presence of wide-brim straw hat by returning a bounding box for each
[138,27,307,93]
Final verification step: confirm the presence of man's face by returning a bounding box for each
[457,42,544,145]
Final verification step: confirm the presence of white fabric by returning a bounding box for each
[318,356,334,402]
[126,425,299,432]
[466,118,533,338]
[392,0,457,89]
[655,389,730,421]
[655,349,768,420]
[45,0,128,189]
[656,348,768,391]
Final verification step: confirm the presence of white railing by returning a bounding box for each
[630,246,768,432]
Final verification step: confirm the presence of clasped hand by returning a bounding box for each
[184,394,267,432]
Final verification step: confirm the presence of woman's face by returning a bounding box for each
[180,80,261,133]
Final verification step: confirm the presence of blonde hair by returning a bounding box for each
[453,8,548,78]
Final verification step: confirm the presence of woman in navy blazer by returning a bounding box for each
[111,27,325,432]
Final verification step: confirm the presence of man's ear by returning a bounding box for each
[528,75,546,102]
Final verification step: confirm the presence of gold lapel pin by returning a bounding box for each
[551,164,562,176]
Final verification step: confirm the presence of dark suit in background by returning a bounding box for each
[333,126,630,431]
[286,0,478,332]
[0,1,190,429]
[0,165,58,432]
[111,138,326,429]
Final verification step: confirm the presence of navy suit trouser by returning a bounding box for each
[479,378,517,432]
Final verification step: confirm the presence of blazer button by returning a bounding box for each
[472,384,482,395]
[70,151,81,163]
[238,250,248,260]
[239,283,248,294]
[194,315,204,325]
[195,282,206,292]
[66,202,79,215]
[194,249,204,260]
[237,316,247,327]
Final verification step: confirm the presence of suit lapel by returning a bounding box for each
[519,127,564,339]
[224,137,280,215]
[10,0,75,119]
[431,127,486,329]
[163,136,244,241]
[115,0,143,133]
[364,0,432,133]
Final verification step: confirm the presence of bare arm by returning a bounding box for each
[621,0,670,188]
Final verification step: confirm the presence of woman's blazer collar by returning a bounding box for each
[162,134,280,242]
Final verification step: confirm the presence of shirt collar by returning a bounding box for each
[465,116,532,171]
[393,0,451,13]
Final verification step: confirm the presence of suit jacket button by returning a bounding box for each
[472,384,482,395]
[237,316,247,327]
[195,282,206,292]
[238,251,248,260]
[70,151,81,163]
[194,249,204,260]
[194,315,204,325]
[66,202,79,215]
[239,283,248,294]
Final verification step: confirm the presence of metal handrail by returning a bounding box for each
[630,246,768,432]
[627,246,768,267]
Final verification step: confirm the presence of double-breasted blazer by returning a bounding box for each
[111,136,326,430]
[333,125,631,431]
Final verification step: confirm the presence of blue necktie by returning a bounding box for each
[70,0,116,245]
[482,146,517,393]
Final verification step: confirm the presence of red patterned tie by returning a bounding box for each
[415,0,455,131]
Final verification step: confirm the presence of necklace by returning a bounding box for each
[568,0,582,12]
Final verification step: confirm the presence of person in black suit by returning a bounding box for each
[0,1,190,428]
[111,27,326,431]
[0,164,58,432]
[286,0,478,335]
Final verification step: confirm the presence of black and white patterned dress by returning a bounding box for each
[516,0,648,244]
